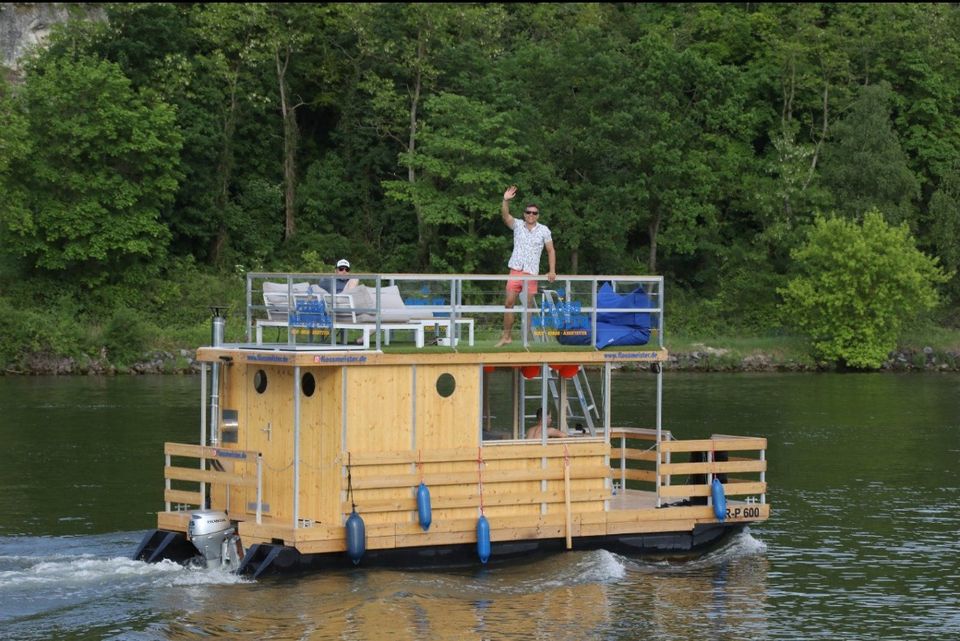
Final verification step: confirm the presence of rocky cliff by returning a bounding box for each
[1,3,103,74]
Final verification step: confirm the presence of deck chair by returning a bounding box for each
[257,281,329,344]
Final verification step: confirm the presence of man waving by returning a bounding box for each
[496,185,557,347]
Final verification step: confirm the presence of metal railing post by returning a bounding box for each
[165,453,171,512]
[655,363,663,507]
[760,449,766,504]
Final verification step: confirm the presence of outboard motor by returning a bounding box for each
[187,510,244,570]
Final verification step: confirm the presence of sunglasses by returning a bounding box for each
[524,210,539,215]
[337,267,350,272]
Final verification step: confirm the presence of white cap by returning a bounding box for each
[336,259,350,269]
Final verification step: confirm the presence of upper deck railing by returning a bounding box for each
[244,272,664,351]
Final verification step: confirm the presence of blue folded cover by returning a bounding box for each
[556,283,651,349]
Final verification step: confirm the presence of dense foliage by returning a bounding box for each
[779,212,949,369]
[1,3,958,369]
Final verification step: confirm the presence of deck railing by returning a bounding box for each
[610,431,767,508]
[609,428,671,494]
[660,435,767,507]
[243,272,664,350]
[163,443,264,524]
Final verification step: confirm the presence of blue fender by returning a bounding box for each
[416,483,432,531]
[345,509,366,564]
[476,515,491,564]
[711,478,727,522]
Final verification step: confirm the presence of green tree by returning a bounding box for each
[924,162,960,304]
[503,8,649,275]
[0,54,182,286]
[386,92,524,272]
[779,210,948,369]
[820,82,919,223]
[354,3,505,268]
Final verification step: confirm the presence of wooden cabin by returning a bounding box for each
[138,273,770,576]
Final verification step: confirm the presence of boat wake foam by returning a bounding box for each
[0,534,251,624]
[0,556,250,591]
[539,549,627,587]
[616,527,767,573]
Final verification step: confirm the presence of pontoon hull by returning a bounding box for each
[135,522,743,578]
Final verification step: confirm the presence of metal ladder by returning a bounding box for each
[524,290,600,433]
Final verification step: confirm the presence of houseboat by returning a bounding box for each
[133,272,770,577]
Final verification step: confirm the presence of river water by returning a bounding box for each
[1,372,958,640]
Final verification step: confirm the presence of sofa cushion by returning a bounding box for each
[263,281,311,294]
[351,285,415,323]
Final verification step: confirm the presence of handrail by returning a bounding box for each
[609,428,672,495]
[163,442,264,524]
[608,432,767,511]
[244,271,664,350]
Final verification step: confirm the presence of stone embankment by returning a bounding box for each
[661,345,958,372]
[11,350,199,376]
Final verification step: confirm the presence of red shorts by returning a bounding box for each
[506,269,538,295]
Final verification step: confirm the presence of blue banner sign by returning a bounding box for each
[215,449,248,460]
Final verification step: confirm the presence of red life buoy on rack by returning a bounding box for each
[549,364,581,379]
[520,365,541,379]
[558,364,580,379]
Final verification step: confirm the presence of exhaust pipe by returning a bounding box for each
[209,306,228,446]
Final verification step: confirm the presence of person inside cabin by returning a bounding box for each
[526,407,566,439]
[496,185,557,347]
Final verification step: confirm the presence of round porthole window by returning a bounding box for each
[302,372,316,397]
[436,373,456,398]
[254,369,268,394]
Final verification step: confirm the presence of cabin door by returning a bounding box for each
[298,368,342,526]
[245,365,296,521]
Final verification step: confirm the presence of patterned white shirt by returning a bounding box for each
[508,218,553,275]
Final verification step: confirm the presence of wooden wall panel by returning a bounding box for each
[415,364,479,450]
[414,364,481,522]
[344,365,414,524]
[344,365,413,453]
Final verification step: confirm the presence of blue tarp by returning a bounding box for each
[556,283,651,349]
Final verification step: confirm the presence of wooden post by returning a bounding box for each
[564,454,572,549]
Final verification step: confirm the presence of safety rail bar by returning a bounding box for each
[609,428,672,495]
[163,442,264,524]
[244,272,664,350]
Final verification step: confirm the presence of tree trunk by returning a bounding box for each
[648,208,662,274]
[211,65,240,265]
[409,31,428,268]
[570,248,578,275]
[276,46,299,241]
[802,82,829,192]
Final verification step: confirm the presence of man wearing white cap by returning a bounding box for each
[334,258,358,293]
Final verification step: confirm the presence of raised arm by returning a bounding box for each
[501,185,517,229]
